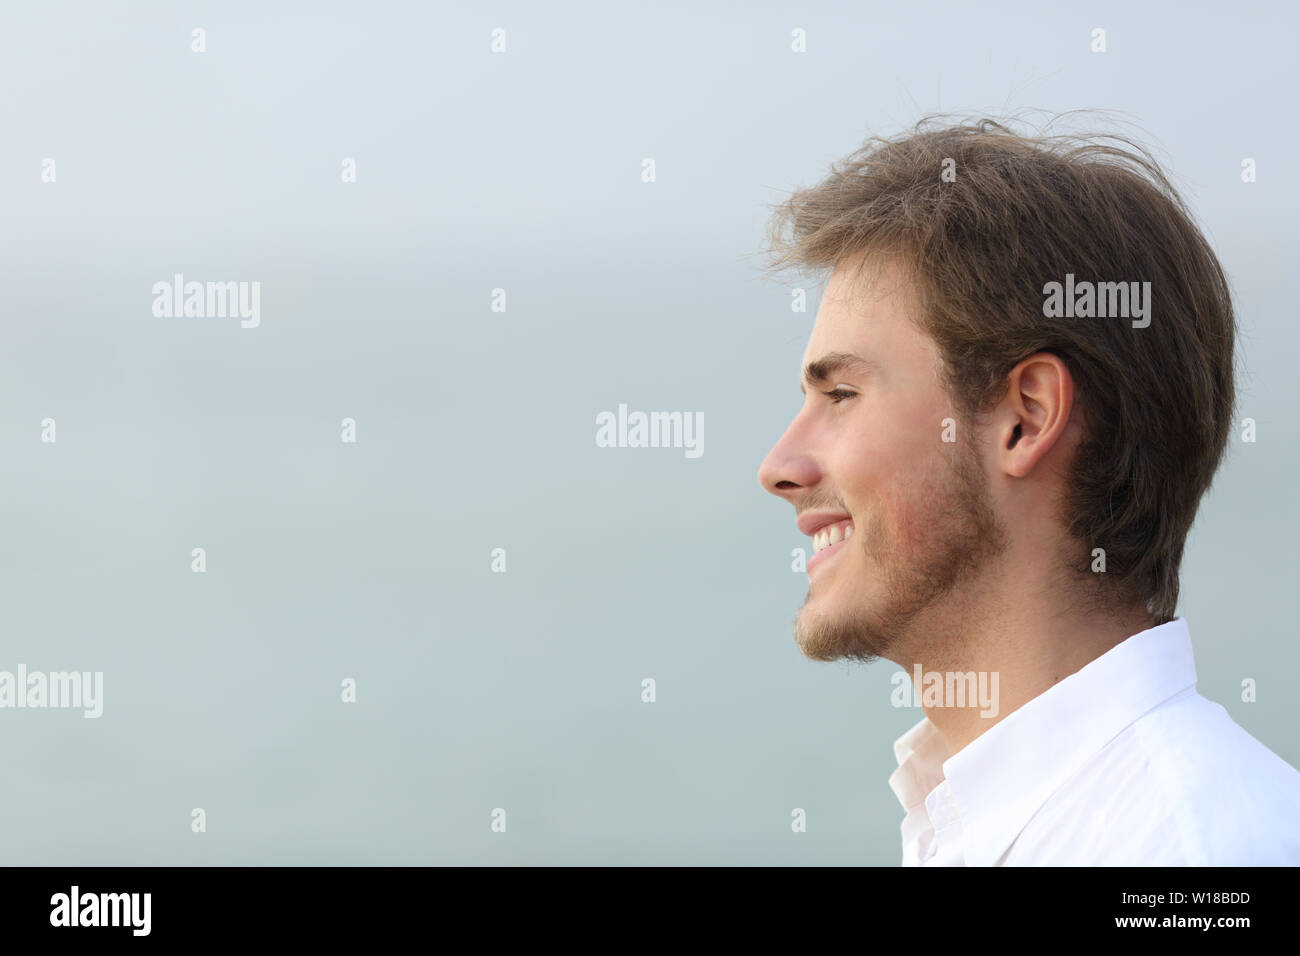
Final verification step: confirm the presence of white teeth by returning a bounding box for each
[812,520,854,553]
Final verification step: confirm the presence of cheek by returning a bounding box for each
[873,482,916,551]
[871,462,947,553]
[839,409,948,552]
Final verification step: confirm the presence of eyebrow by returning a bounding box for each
[800,351,877,395]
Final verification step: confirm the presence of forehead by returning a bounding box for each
[802,254,933,366]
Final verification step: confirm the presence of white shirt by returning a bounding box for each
[887,617,1300,865]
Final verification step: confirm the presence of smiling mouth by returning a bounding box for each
[812,520,854,553]
[807,520,854,575]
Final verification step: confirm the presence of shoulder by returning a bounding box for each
[1010,689,1300,865]
[1134,689,1300,862]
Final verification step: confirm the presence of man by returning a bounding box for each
[757,118,1300,866]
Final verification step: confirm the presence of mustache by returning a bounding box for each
[797,497,850,518]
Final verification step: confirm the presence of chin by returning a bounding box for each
[792,595,890,664]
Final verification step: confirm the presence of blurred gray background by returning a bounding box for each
[1,0,1296,864]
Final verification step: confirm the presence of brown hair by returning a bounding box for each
[764,116,1237,623]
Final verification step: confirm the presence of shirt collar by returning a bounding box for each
[887,617,1198,866]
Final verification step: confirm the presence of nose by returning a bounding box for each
[758,415,823,502]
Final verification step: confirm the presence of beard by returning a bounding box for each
[793,441,1007,664]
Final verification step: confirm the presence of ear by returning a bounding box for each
[996,352,1075,478]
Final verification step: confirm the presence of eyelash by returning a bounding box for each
[823,387,856,404]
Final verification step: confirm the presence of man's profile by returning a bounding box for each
[757,117,1300,866]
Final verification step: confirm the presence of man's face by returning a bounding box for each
[757,255,1007,664]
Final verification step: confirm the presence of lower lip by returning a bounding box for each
[807,535,851,576]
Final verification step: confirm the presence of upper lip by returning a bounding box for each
[797,511,854,537]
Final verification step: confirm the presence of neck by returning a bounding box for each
[889,585,1155,756]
